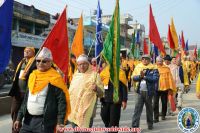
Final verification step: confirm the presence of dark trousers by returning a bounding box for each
[153,90,168,120]
[100,102,121,131]
[128,81,131,91]
[132,91,153,128]
[11,97,23,133]
[20,113,55,133]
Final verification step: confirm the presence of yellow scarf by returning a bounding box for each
[132,63,156,89]
[14,57,35,80]
[28,68,71,122]
[100,66,127,86]
[132,63,156,76]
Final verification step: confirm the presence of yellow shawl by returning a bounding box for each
[28,68,71,122]
[14,57,35,80]
[131,63,156,89]
[196,73,200,93]
[157,65,176,93]
[68,66,103,127]
[100,66,127,87]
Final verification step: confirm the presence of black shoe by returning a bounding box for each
[154,119,159,123]
[162,116,166,120]
[148,125,153,130]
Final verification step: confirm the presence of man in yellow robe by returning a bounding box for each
[190,58,197,81]
[154,56,176,122]
[196,73,200,99]
[68,54,104,128]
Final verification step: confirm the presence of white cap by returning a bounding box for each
[156,56,163,62]
[77,54,89,63]
[36,47,53,60]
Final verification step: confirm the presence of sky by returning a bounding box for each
[15,0,200,48]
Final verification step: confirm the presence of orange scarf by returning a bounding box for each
[28,68,71,122]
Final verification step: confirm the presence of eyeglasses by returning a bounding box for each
[36,60,49,64]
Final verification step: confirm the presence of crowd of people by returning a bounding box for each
[8,47,200,133]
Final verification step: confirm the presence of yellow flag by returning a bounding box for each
[71,14,84,57]
[170,18,179,50]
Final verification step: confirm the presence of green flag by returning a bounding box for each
[131,32,135,56]
[198,48,200,60]
[102,0,120,103]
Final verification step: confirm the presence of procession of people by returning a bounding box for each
[7,46,199,133]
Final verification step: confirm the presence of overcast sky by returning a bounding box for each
[15,0,200,47]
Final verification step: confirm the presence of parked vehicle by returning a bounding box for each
[0,67,14,88]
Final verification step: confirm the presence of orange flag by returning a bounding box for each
[43,7,69,75]
[149,4,166,55]
[71,14,84,57]
[170,18,179,50]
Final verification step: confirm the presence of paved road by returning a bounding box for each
[0,80,199,133]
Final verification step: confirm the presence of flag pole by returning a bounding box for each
[87,38,96,57]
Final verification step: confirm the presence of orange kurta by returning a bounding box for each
[157,65,176,93]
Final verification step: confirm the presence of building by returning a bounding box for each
[11,1,77,67]
[11,1,50,67]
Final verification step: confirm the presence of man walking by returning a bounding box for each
[131,54,159,130]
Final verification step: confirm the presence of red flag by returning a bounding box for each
[181,31,185,50]
[194,46,197,58]
[149,4,166,55]
[42,7,69,75]
[167,25,175,49]
[143,38,148,54]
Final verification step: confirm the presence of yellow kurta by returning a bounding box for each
[68,66,103,127]
[157,65,176,93]
[196,73,200,93]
